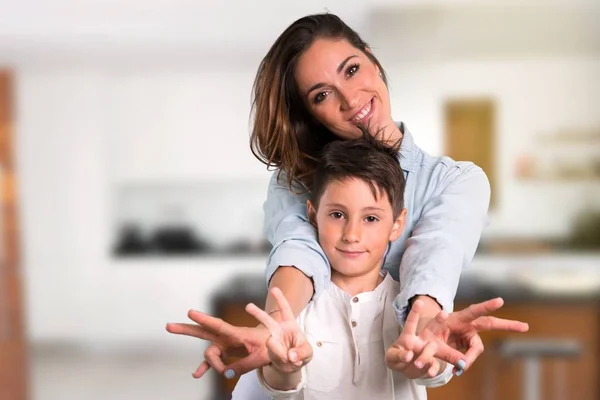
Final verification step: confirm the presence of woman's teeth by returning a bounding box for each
[353,100,372,122]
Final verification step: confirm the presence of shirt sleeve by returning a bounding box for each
[394,163,491,324]
[256,366,307,400]
[263,171,331,298]
[414,361,454,388]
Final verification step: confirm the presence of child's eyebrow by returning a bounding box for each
[323,203,386,213]
[323,203,348,209]
[362,206,385,212]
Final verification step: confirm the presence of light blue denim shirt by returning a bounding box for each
[262,122,491,325]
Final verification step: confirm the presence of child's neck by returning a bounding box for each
[330,266,384,297]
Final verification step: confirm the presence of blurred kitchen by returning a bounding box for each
[0,0,599,399]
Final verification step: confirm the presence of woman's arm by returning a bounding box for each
[263,172,330,318]
[394,163,491,325]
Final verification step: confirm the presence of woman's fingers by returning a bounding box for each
[456,297,504,323]
[191,361,211,379]
[186,310,238,338]
[245,303,280,334]
[431,340,467,370]
[223,351,270,380]
[271,287,296,322]
[165,322,219,342]
[203,344,227,374]
[471,316,529,332]
[459,333,485,374]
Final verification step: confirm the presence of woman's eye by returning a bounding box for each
[365,216,379,223]
[314,91,329,103]
[329,212,344,219]
[346,64,359,77]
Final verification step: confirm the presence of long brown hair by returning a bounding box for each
[249,13,388,189]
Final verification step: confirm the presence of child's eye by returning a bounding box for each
[365,216,379,223]
[329,212,344,219]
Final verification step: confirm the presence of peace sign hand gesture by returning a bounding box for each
[245,287,313,373]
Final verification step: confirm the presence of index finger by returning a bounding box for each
[472,316,529,333]
[187,310,237,337]
[456,297,504,323]
[245,302,280,333]
[403,299,423,336]
[271,287,295,322]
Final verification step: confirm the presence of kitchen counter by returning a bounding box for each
[210,253,600,308]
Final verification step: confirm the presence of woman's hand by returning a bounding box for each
[245,287,313,373]
[386,297,529,377]
[166,311,271,379]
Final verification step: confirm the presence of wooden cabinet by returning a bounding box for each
[214,293,600,400]
[428,302,600,400]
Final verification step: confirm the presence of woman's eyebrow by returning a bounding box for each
[305,55,359,97]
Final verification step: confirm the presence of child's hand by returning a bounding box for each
[245,287,313,373]
[386,300,453,379]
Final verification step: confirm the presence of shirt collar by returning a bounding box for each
[397,121,417,173]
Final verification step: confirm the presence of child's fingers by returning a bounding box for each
[271,287,296,322]
[403,300,423,336]
[413,341,437,371]
[266,334,289,362]
[245,303,280,333]
[288,341,313,365]
[426,359,443,378]
[385,346,414,369]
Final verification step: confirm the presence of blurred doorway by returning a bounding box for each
[444,98,496,209]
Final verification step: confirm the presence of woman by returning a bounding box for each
[167,12,520,395]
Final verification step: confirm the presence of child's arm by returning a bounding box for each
[246,287,313,396]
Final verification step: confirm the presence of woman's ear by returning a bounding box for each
[389,208,407,242]
[306,200,318,228]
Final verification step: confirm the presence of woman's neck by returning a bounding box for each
[377,119,403,145]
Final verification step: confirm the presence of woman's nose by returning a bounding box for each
[338,88,359,112]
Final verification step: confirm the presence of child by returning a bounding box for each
[244,133,453,399]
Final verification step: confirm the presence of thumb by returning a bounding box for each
[432,341,467,372]
[222,352,269,380]
[289,341,313,365]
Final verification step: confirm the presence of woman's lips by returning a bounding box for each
[351,98,374,125]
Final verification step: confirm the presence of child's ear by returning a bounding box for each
[306,200,318,228]
[389,208,407,242]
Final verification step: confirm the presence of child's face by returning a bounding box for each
[308,178,406,279]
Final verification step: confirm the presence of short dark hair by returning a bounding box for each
[310,129,405,217]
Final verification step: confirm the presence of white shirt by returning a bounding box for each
[257,273,453,400]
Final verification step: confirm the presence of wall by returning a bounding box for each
[381,57,600,238]
[14,64,273,347]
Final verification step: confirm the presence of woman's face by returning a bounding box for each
[294,38,394,140]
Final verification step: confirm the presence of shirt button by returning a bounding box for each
[352,321,357,327]
[316,341,323,347]
[352,297,359,303]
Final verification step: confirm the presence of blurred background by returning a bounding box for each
[0,0,599,399]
